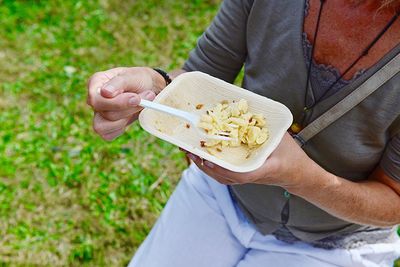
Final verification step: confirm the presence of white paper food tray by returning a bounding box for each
[139,71,293,173]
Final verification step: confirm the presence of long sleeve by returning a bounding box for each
[183,0,253,83]
[380,134,400,182]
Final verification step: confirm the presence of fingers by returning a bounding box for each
[100,109,140,122]
[100,74,130,98]
[91,92,138,111]
[87,68,128,105]
[182,150,264,184]
[100,107,144,122]
[93,112,130,140]
[185,152,239,185]
[126,113,140,126]
[93,112,139,141]
[102,128,126,141]
[100,69,153,98]
[90,90,156,114]
[87,67,157,141]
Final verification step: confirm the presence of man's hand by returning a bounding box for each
[86,67,165,140]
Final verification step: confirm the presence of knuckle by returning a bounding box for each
[102,129,124,141]
[110,73,127,85]
[101,134,114,141]
[87,93,94,107]
[126,113,139,125]
[89,72,102,82]
[92,122,105,134]
[119,98,130,110]
[87,73,100,88]
[100,96,120,110]
[126,66,140,74]
[101,111,120,121]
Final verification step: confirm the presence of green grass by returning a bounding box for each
[1,0,399,266]
[0,0,220,265]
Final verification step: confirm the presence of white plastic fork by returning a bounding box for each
[139,99,233,141]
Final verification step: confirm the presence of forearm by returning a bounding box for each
[285,160,400,227]
[169,69,187,79]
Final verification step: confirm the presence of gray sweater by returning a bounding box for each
[183,0,400,248]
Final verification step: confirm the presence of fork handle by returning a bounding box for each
[139,99,197,124]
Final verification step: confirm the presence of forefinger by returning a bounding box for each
[186,152,240,183]
[87,68,129,102]
[90,91,140,112]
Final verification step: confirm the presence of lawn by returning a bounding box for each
[0,0,220,266]
[1,0,399,266]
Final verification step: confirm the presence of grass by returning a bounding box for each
[0,0,399,266]
[0,0,220,265]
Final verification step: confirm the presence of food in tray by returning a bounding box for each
[198,99,269,156]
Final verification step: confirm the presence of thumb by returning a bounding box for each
[100,72,150,98]
[124,90,156,109]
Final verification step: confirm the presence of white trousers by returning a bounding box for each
[128,164,400,267]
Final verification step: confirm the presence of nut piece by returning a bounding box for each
[196,104,204,110]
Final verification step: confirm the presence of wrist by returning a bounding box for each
[153,68,172,85]
[284,160,340,196]
[146,67,168,94]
